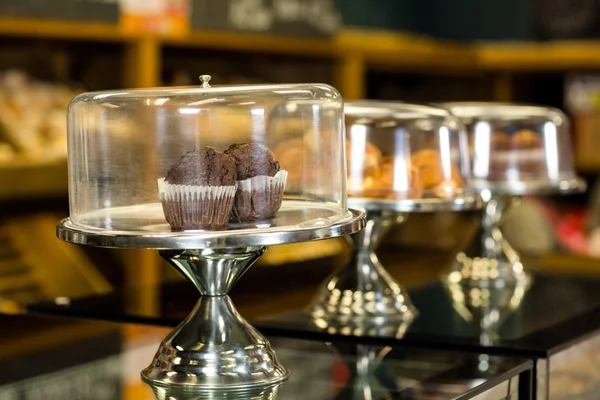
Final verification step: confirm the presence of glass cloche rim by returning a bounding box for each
[345,99,458,120]
[69,83,341,103]
[441,101,564,120]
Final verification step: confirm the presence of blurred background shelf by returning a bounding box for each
[0,160,67,199]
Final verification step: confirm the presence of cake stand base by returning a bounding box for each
[446,196,531,288]
[307,210,417,324]
[141,247,288,389]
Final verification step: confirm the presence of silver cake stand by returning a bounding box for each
[57,206,365,390]
[307,194,482,325]
[445,177,586,289]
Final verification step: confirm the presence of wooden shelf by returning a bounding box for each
[0,17,123,42]
[477,41,600,71]
[335,29,477,72]
[0,159,67,199]
[163,30,335,58]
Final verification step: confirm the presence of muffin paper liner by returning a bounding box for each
[157,178,236,230]
[231,170,288,222]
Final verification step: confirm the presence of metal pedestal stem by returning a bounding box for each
[446,196,531,288]
[308,210,417,323]
[142,247,289,390]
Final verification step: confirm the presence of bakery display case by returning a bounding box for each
[289,100,482,327]
[442,102,586,288]
[56,76,364,390]
[0,313,534,400]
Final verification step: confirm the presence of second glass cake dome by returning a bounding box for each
[65,79,352,246]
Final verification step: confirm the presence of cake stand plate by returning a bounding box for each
[57,205,365,390]
[472,176,586,196]
[307,194,483,326]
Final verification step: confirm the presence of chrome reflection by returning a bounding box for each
[148,381,283,400]
[443,264,529,346]
[446,196,531,289]
[142,248,288,389]
[307,209,418,324]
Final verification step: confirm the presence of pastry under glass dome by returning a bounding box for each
[443,102,586,288]
[57,77,365,390]
[274,100,482,327]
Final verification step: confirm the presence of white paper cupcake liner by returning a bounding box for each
[157,178,236,230]
[231,170,288,222]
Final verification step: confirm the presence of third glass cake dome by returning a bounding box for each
[64,77,353,246]
[443,102,584,194]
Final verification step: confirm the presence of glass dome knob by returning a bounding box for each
[199,75,212,88]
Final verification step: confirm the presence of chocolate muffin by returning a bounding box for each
[165,147,237,186]
[158,146,237,230]
[225,142,287,222]
[225,142,280,179]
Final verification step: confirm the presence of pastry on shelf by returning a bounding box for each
[0,70,78,164]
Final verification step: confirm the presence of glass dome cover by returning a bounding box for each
[443,102,585,194]
[341,100,478,211]
[61,78,361,248]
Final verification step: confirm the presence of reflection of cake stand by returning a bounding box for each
[444,266,529,346]
[57,203,364,390]
[308,194,481,324]
[446,178,585,288]
[332,344,397,400]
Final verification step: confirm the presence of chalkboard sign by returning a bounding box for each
[0,0,119,24]
[190,0,341,37]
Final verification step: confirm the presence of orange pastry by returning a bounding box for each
[512,129,542,149]
[491,131,511,151]
[272,139,305,191]
[410,149,445,189]
[410,149,464,198]
[363,158,424,199]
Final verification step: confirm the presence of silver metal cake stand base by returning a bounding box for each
[142,248,289,389]
[148,376,282,400]
[307,195,482,326]
[445,196,531,289]
[446,177,586,290]
[56,208,365,390]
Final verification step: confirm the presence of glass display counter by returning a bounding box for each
[0,313,532,399]
[29,267,600,399]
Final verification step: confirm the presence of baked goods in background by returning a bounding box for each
[0,70,78,164]
[349,143,464,200]
[511,129,543,149]
[484,129,547,180]
[273,136,464,199]
[272,139,306,192]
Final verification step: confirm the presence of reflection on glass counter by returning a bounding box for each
[0,313,531,400]
[27,267,600,398]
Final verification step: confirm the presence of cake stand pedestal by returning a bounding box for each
[332,344,395,400]
[56,208,364,390]
[308,195,482,325]
[446,178,586,288]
